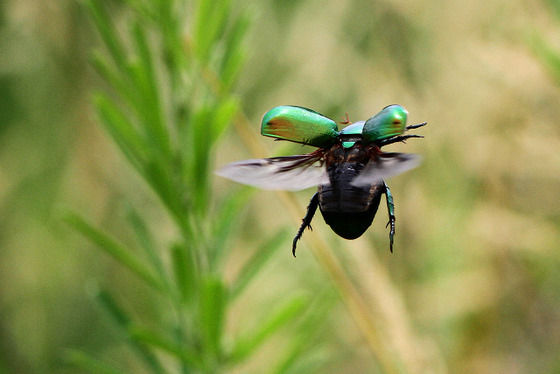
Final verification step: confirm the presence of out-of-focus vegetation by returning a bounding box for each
[1,0,560,373]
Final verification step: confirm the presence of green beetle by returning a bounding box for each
[217,105,426,256]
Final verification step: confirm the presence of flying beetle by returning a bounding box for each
[217,105,427,257]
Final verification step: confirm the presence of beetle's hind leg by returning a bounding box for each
[292,192,319,257]
[383,182,396,253]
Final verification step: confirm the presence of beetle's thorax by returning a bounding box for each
[319,143,383,214]
[324,142,380,167]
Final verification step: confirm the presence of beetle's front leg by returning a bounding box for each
[292,192,319,257]
[383,182,396,253]
[378,134,424,147]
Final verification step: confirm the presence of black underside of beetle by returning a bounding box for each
[291,144,395,256]
[319,189,382,239]
[318,158,384,239]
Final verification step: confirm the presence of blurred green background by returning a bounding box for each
[2,0,560,373]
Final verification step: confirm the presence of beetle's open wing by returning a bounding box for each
[216,153,328,191]
[351,152,421,187]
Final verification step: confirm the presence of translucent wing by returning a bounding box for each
[351,153,421,187]
[216,154,328,191]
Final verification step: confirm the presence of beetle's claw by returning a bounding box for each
[292,238,298,257]
[291,223,311,258]
[386,219,395,253]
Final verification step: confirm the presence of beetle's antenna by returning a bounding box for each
[406,121,427,130]
[339,113,351,125]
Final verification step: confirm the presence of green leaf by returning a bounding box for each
[191,105,213,213]
[140,159,193,240]
[95,93,146,172]
[269,339,309,374]
[95,288,130,327]
[65,213,164,291]
[85,0,128,72]
[171,243,198,303]
[220,11,250,88]
[194,0,231,62]
[210,97,239,145]
[208,188,253,270]
[121,0,157,23]
[95,290,166,374]
[221,48,246,92]
[157,1,188,80]
[129,22,171,160]
[199,276,227,360]
[142,160,174,205]
[129,325,203,370]
[229,294,308,363]
[230,229,287,300]
[62,349,125,374]
[91,52,140,113]
[125,204,167,283]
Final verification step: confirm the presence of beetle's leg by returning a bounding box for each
[292,192,319,257]
[383,182,396,253]
[406,121,427,130]
[378,134,424,147]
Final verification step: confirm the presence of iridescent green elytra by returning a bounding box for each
[262,104,410,147]
[217,105,427,256]
[261,106,338,147]
[362,104,408,142]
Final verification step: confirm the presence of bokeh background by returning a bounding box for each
[1,0,560,373]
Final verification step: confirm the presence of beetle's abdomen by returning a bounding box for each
[318,153,377,213]
[318,150,385,239]
[319,182,372,213]
[318,181,383,239]
[319,208,380,239]
[316,144,385,239]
